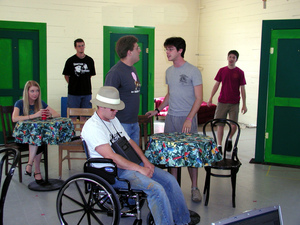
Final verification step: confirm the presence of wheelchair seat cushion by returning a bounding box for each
[84,166,117,184]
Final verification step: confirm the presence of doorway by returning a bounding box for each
[255,19,300,166]
[0,21,46,144]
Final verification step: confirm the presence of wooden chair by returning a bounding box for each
[0,105,29,183]
[138,115,154,151]
[202,118,241,207]
[58,108,94,179]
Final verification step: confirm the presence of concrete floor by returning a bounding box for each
[1,120,300,224]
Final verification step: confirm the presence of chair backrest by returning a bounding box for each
[203,118,241,160]
[0,106,15,145]
[138,115,154,150]
[0,148,20,223]
[67,108,95,132]
[82,139,90,159]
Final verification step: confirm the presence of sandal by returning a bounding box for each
[24,164,32,176]
[34,172,45,185]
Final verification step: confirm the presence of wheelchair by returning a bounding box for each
[56,141,155,225]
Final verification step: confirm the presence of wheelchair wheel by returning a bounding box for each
[56,173,121,225]
[147,212,155,225]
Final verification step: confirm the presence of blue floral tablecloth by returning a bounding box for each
[145,132,222,167]
[13,117,74,146]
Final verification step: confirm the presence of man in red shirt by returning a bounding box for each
[207,50,247,152]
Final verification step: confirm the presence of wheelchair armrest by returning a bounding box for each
[85,158,117,167]
[71,136,81,141]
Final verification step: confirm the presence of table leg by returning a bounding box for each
[189,210,201,225]
[28,145,64,191]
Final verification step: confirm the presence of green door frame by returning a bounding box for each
[255,19,300,163]
[0,20,47,102]
[103,26,155,113]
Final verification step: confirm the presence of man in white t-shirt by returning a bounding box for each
[82,86,191,225]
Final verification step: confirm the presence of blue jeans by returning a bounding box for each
[112,164,190,225]
[121,122,140,145]
[67,94,92,108]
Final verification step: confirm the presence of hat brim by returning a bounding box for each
[90,98,125,110]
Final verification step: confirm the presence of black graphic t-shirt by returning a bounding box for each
[62,54,96,95]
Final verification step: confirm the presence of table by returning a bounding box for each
[13,117,74,191]
[145,132,222,185]
[145,132,221,223]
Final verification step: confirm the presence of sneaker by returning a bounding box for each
[225,140,232,152]
[191,187,202,202]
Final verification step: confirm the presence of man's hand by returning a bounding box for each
[182,120,192,133]
[139,167,153,178]
[145,110,157,118]
[144,161,155,174]
[207,98,213,107]
[241,105,247,114]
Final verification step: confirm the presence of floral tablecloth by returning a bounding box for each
[145,132,222,167]
[13,117,74,146]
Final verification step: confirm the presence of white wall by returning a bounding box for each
[0,0,200,113]
[198,0,300,126]
[1,0,300,126]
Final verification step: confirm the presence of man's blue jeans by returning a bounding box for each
[67,94,92,108]
[121,122,140,145]
[112,164,190,225]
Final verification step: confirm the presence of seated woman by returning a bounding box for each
[12,80,60,185]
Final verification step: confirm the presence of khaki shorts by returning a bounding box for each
[214,102,239,126]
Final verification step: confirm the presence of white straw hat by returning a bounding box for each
[91,86,125,110]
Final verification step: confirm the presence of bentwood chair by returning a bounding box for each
[0,148,20,223]
[202,118,241,207]
[0,105,29,183]
[58,108,94,179]
[138,115,154,151]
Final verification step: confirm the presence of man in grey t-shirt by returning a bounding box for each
[146,37,203,202]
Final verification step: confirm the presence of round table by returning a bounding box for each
[13,117,74,191]
[145,132,222,168]
[145,132,222,224]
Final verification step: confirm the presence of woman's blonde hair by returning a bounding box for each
[22,80,42,116]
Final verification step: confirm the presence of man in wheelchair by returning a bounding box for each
[81,86,191,225]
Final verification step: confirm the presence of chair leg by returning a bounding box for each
[67,151,71,170]
[18,155,22,183]
[58,147,63,179]
[4,149,9,175]
[231,169,238,208]
[204,168,211,206]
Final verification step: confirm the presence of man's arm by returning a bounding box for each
[145,87,170,118]
[129,139,155,173]
[95,143,153,178]
[64,75,69,83]
[207,81,220,107]
[240,85,247,114]
[182,84,203,133]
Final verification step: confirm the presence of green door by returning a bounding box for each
[265,29,300,165]
[0,21,47,144]
[103,26,155,115]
